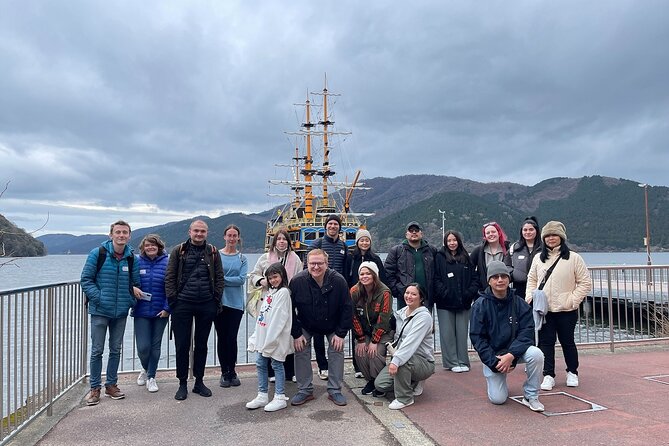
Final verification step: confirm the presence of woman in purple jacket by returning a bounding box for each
[133,234,170,393]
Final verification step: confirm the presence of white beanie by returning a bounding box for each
[358,261,379,277]
[356,229,372,244]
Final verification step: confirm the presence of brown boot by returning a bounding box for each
[105,384,126,400]
[87,388,101,406]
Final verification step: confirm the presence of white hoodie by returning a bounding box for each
[247,287,294,361]
[390,305,434,367]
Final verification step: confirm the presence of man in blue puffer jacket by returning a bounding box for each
[81,220,141,406]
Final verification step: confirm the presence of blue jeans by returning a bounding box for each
[482,346,544,404]
[134,316,168,379]
[256,353,285,395]
[90,315,127,389]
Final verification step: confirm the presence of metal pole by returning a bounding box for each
[639,183,652,286]
[644,184,651,266]
[438,210,445,242]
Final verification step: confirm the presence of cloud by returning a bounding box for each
[1,0,667,235]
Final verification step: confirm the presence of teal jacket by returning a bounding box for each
[81,240,141,318]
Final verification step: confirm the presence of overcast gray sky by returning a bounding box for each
[2,1,668,235]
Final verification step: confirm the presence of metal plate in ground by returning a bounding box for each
[510,392,607,416]
[643,374,669,385]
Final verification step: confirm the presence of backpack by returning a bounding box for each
[85,246,135,305]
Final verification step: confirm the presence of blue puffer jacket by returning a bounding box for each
[132,252,170,318]
[81,240,140,318]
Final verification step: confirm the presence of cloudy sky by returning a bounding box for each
[2,1,668,235]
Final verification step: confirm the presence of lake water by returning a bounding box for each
[2,251,669,291]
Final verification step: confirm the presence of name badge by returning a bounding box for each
[340,249,345,255]
[447,272,454,278]
[518,255,526,259]
[122,266,129,272]
[140,269,147,275]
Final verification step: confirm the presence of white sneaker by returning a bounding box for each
[246,392,269,410]
[354,371,364,378]
[388,399,414,410]
[318,370,329,380]
[566,372,579,387]
[458,365,470,372]
[147,378,159,393]
[269,376,276,383]
[521,397,545,412]
[541,375,555,391]
[451,366,463,373]
[413,381,424,396]
[292,376,297,383]
[137,370,147,386]
[264,394,288,412]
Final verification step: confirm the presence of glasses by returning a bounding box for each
[407,228,421,233]
[489,274,509,281]
[308,262,326,267]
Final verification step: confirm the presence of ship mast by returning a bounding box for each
[301,96,316,220]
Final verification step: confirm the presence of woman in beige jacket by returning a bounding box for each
[526,221,591,392]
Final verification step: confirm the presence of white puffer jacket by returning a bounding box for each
[525,247,591,312]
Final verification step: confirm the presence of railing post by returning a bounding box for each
[606,270,614,353]
[46,288,54,416]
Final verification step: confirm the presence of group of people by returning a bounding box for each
[81,219,245,405]
[80,214,591,414]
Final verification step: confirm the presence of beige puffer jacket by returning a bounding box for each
[525,247,591,312]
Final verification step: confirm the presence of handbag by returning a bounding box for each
[385,315,415,357]
[245,287,263,318]
[538,256,561,290]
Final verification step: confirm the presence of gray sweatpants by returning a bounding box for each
[375,354,435,404]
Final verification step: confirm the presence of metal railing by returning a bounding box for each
[1,264,669,442]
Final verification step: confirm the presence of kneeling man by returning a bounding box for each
[469,261,545,412]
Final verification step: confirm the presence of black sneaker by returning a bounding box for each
[229,372,241,387]
[174,384,188,401]
[193,381,212,397]
[219,373,231,388]
[372,389,386,398]
[361,380,376,395]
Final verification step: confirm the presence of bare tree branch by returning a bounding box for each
[0,180,9,200]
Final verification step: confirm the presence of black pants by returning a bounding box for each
[538,310,579,377]
[268,353,295,379]
[214,306,244,375]
[171,300,217,383]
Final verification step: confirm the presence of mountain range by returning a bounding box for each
[31,174,669,255]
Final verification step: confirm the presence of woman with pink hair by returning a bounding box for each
[470,222,512,293]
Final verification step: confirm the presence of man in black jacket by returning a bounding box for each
[290,249,352,407]
[384,221,436,309]
[165,220,224,401]
[469,261,545,412]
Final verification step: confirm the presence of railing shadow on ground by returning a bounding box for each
[1,264,669,443]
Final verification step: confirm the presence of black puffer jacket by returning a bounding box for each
[432,248,479,311]
[384,240,436,305]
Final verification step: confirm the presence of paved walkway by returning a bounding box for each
[8,341,669,446]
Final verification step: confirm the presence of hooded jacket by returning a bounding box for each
[469,286,535,372]
[390,305,434,367]
[132,251,170,318]
[81,240,141,318]
[350,282,393,343]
